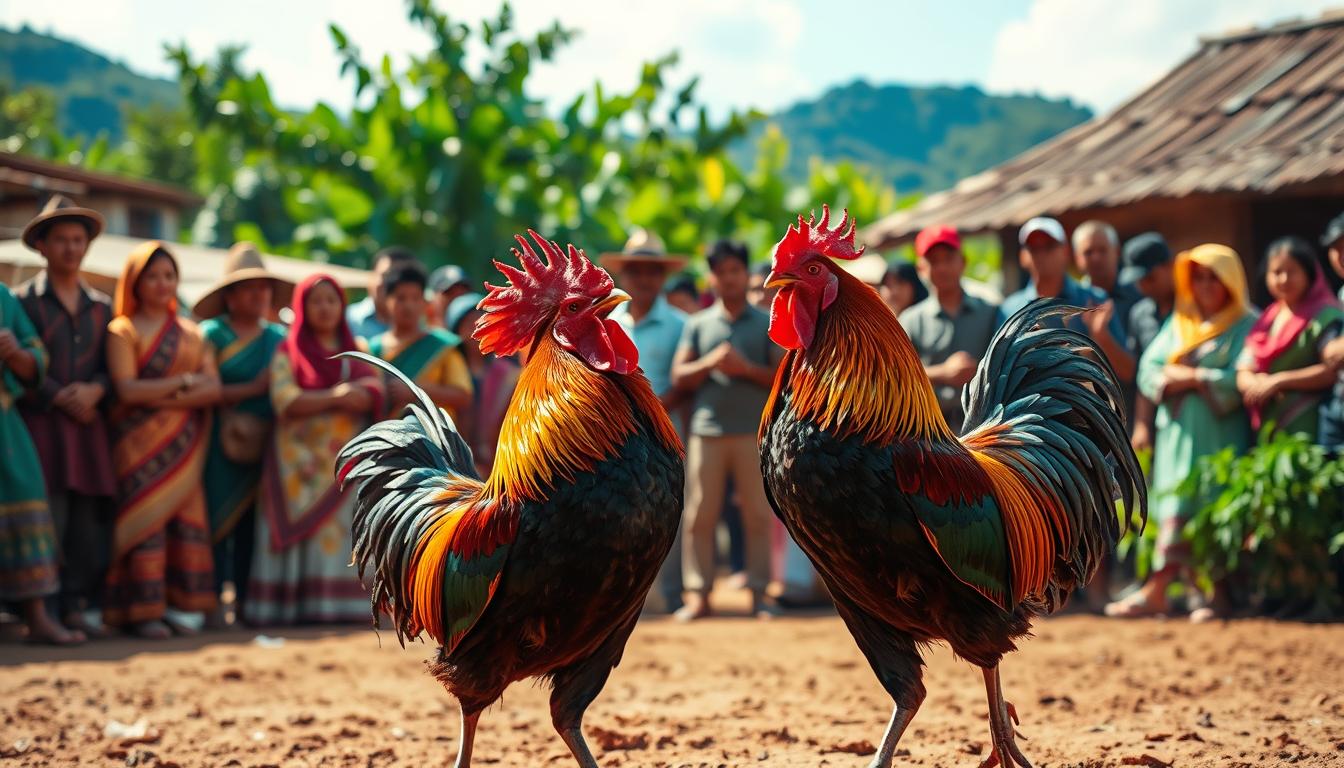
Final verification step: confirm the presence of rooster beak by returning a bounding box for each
[764,271,798,290]
[593,289,631,315]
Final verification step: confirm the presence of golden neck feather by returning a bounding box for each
[770,270,954,444]
[485,333,681,503]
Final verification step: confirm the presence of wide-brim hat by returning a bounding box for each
[598,228,688,272]
[192,242,296,319]
[22,194,106,250]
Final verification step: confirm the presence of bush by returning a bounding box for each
[1179,427,1344,614]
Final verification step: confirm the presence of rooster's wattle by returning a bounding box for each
[337,232,683,767]
[759,208,1146,768]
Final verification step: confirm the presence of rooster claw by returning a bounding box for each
[975,740,1034,768]
[1004,701,1029,740]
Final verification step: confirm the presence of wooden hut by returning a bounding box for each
[862,11,1344,297]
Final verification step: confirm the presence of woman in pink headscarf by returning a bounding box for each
[245,274,383,625]
[1236,237,1344,440]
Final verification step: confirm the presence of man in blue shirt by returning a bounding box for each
[1000,216,1135,384]
[1074,220,1144,339]
[347,246,420,340]
[601,229,689,614]
[602,229,689,406]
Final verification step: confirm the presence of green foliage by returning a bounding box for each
[1180,427,1344,612]
[1115,445,1157,579]
[729,81,1092,193]
[0,26,181,141]
[146,1,903,274]
[1,82,74,156]
[4,4,920,279]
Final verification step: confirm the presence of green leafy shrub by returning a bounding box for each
[1180,427,1344,613]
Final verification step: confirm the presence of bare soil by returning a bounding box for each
[4,599,1343,767]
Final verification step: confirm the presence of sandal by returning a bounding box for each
[162,615,199,637]
[63,613,109,639]
[1103,589,1168,618]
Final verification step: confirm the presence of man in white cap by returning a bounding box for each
[999,216,1134,383]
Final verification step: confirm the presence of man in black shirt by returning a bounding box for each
[1119,232,1175,453]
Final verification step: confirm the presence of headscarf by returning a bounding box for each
[1169,244,1251,363]
[1243,250,1342,372]
[283,274,379,392]
[114,240,180,318]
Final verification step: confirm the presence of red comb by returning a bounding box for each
[774,205,865,265]
[474,230,613,357]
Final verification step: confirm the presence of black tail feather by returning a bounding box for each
[961,299,1148,609]
[334,352,481,643]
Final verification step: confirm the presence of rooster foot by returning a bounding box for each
[977,667,1033,768]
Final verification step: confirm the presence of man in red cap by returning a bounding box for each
[898,224,1000,431]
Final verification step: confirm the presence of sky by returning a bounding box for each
[2,0,1337,117]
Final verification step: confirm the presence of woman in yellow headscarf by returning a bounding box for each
[1106,244,1257,620]
[104,242,221,638]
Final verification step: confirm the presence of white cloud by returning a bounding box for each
[470,0,807,115]
[986,0,1338,112]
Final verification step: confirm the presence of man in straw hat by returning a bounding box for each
[192,242,294,626]
[601,229,689,406]
[600,229,690,613]
[14,195,115,641]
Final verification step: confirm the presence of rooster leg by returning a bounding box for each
[453,706,480,768]
[977,666,1032,768]
[549,616,641,767]
[558,726,599,768]
[867,703,919,768]
[829,596,925,768]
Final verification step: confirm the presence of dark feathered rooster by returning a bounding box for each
[337,232,683,768]
[758,208,1146,768]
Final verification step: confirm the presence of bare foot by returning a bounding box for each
[23,600,86,646]
[25,618,86,646]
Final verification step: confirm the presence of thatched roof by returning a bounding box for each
[863,11,1344,249]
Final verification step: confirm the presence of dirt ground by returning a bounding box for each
[4,595,1344,768]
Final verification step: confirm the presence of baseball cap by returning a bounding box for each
[428,265,470,295]
[1018,216,1067,246]
[914,224,961,258]
[1118,232,1173,285]
[1321,211,1344,250]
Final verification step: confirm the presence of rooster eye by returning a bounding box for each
[807,264,822,275]
[567,301,580,313]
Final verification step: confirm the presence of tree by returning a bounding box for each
[165,1,899,274]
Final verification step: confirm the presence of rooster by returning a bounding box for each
[337,231,683,768]
[758,208,1145,768]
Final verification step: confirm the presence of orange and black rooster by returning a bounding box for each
[337,232,683,768]
[759,208,1145,768]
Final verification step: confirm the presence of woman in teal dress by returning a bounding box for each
[193,243,292,625]
[0,284,83,644]
[1237,237,1344,440]
[1106,244,1257,619]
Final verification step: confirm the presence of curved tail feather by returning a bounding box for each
[959,299,1147,610]
[335,352,489,646]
